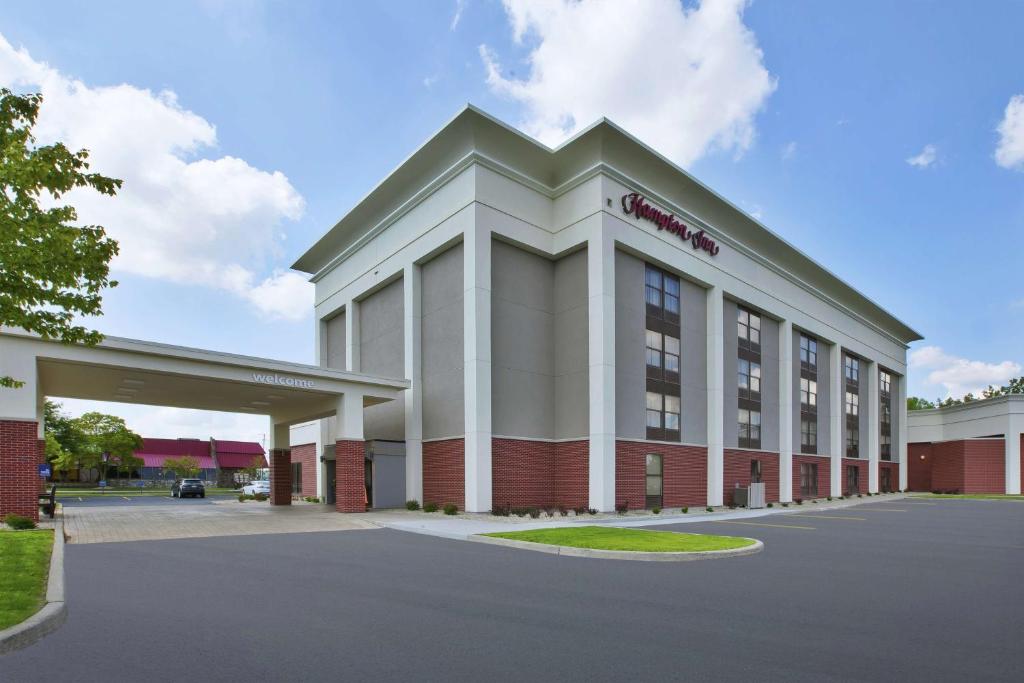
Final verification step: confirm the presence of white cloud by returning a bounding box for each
[995,94,1024,170]
[906,144,938,168]
[781,141,797,161]
[451,0,467,31]
[0,34,312,321]
[909,345,1021,398]
[480,0,777,167]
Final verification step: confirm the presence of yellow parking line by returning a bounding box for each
[789,514,865,521]
[712,520,815,530]
[904,502,938,506]
[122,497,131,501]
[858,508,907,512]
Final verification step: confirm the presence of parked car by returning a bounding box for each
[172,479,205,498]
[240,480,270,496]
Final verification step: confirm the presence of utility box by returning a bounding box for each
[748,482,766,509]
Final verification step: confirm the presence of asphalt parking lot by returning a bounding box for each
[3,498,1022,681]
[57,493,233,507]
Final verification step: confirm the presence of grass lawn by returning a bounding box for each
[0,530,53,631]
[911,493,1024,501]
[483,526,755,552]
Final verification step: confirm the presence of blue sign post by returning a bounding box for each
[38,463,51,479]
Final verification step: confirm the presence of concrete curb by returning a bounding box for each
[0,520,67,655]
[468,533,764,562]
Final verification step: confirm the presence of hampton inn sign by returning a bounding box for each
[621,191,720,257]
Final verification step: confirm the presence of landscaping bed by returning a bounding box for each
[483,526,755,552]
[0,530,54,631]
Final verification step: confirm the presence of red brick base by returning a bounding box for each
[290,443,318,498]
[616,441,708,510]
[908,439,1005,493]
[842,458,865,495]
[724,449,780,504]
[335,440,366,513]
[792,454,831,501]
[269,449,291,505]
[423,438,464,509]
[0,420,42,522]
[878,461,900,492]
[490,438,589,509]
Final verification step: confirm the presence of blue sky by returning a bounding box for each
[2,0,1023,440]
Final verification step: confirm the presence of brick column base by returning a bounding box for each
[1,420,41,522]
[335,440,366,513]
[269,449,292,505]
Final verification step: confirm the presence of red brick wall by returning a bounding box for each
[0,420,41,521]
[842,458,865,495]
[555,440,588,509]
[908,442,932,492]
[616,441,708,510]
[930,441,965,493]
[290,443,318,497]
[963,440,1005,494]
[792,454,830,500]
[724,449,779,504]
[335,440,366,513]
[268,449,291,506]
[878,461,900,492]
[423,438,464,509]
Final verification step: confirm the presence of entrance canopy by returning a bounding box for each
[0,328,408,442]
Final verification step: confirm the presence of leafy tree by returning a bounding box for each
[72,412,143,482]
[43,431,72,482]
[920,377,1024,410]
[240,454,267,484]
[0,88,122,388]
[163,456,201,480]
[907,396,935,410]
[112,452,144,486]
[44,400,84,459]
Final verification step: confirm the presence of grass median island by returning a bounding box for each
[483,526,755,552]
[0,530,54,630]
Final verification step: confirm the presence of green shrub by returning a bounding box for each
[781,502,789,507]
[253,492,268,502]
[826,496,833,501]
[652,506,661,514]
[767,502,773,508]
[795,498,803,505]
[3,514,36,530]
[423,502,439,513]
[705,506,713,513]
[812,500,818,504]
[587,508,597,515]
[443,503,458,515]
[615,501,628,514]
[572,506,587,515]
[681,507,688,514]
[238,494,246,502]
[527,507,541,519]
[405,500,421,511]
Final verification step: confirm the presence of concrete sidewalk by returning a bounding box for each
[363,493,911,540]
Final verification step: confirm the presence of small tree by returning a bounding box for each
[112,452,144,486]
[0,89,122,388]
[72,412,143,482]
[240,455,266,484]
[163,456,201,480]
[907,396,936,410]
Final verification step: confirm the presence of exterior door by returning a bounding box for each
[847,465,859,494]
[645,453,663,509]
[325,460,336,506]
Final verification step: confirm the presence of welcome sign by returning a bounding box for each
[252,373,315,389]
[621,192,720,257]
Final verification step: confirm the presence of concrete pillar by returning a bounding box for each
[463,223,492,512]
[897,373,908,491]
[403,263,424,505]
[706,286,725,507]
[829,343,843,497]
[587,230,616,512]
[345,300,360,373]
[778,320,793,503]
[867,360,880,493]
[335,392,366,512]
[1005,415,1022,495]
[268,421,291,506]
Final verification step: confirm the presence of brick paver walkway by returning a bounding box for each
[63,500,375,544]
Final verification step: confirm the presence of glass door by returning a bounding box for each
[645,454,663,509]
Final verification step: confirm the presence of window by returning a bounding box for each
[646,392,680,437]
[645,454,663,509]
[800,462,818,498]
[880,402,891,427]
[881,433,892,461]
[800,378,817,408]
[738,308,761,348]
[738,408,761,449]
[846,426,860,458]
[646,392,662,429]
[664,395,680,432]
[738,359,761,398]
[291,461,302,494]
[799,335,817,371]
[750,459,763,484]
[646,330,679,378]
[645,330,662,370]
[801,417,817,452]
[845,391,859,416]
[880,371,891,395]
[664,335,680,374]
[846,464,860,494]
[880,369,893,461]
[880,467,892,493]
[645,265,679,321]
[845,356,859,383]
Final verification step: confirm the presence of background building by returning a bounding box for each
[287,106,922,512]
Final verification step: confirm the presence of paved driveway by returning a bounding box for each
[4,498,1022,681]
[62,500,373,543]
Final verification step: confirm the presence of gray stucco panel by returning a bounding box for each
[723,299,739,449]
[615,250,646,440]
[422,242,464,439]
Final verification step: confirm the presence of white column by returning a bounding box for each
[268,420,290,451]
[1005,415,1022,495]
[345,300,360,373]
[463,224,492,512]
[778,320,793,503]
[897,373,908,491]
[336,392,364,441]
[403,263,424,504]
[587,229,617,512]
[706,286,725,507]
[866,360,880,493]
[829,343,843,497]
